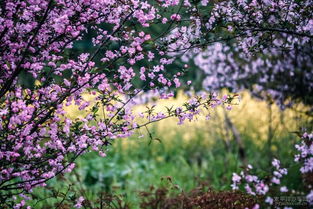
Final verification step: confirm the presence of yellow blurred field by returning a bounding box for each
[64,90,308,149]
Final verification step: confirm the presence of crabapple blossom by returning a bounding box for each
[0,0,237,206]
[231,131,313,207]
[178,0,313,108]
[74,196,85,209]
[295,132,313,204]
[231,159,287,206]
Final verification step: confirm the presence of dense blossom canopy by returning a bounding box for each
[184,0,313,108]
[0,0,233,206]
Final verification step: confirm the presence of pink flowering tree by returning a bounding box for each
[231,131,313,208]
[0,0,241,207]
[181,0,313,109]
[1,0,311,207]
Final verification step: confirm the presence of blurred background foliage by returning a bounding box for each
[29,90,311,208]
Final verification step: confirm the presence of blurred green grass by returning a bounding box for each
[30,91,309,208]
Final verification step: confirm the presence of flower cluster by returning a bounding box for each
[231,159,288,206]
[231,131,313,208]
[74,196,85,209]
[231,160,288,208]
[295,132,313,204]
[295,132,313,173]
